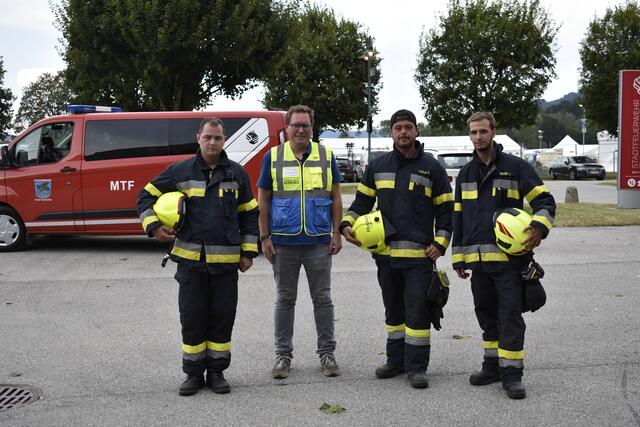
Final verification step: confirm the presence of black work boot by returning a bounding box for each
[407,372,429,389]
[207,371,231,394]
[503,381,526,399]
[469,369,500,385]
[375,364,405,379]
[179,374,205,396]
[470,356,500,385]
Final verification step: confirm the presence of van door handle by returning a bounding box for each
[60,166,76,172]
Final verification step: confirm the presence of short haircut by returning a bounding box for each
[199,117,224,133]
[286,105,314,126]
[467,112,496,130]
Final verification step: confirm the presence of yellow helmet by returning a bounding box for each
[153,191,186,231]
[352,210,388,254]
[493,208,532,256]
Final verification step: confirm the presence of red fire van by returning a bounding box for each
[0,106,286,251]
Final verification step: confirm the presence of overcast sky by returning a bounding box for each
[0,0,628,125]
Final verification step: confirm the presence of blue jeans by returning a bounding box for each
[272,244,336,356]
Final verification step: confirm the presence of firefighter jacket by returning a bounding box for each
[137,150,259,272]
[451,143,556,271]
[269,141,334,237]
[340,141,454,265]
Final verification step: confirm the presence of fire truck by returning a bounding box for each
[0,106,286,251]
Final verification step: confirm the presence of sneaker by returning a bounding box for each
[407,372,429,389]
[272,354,292,379]
[320,353,342,377]
[469,369,500,386]
[503,381,526,399]
[178,374,205,396]
[207,371,230,394]
[375,364,405,379]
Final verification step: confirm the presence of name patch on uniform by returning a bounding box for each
[34,179,52,201]
[283,167,299,177]
[416,169,431,176]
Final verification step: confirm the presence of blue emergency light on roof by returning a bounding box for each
[66,105,122,114]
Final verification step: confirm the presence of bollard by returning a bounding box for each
[565,186,579,203]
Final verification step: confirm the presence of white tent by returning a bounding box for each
[550,135,597,156]
[320,134,523,163]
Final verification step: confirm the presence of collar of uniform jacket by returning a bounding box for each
[393,140,424,160]
[472,141,503,170]
[196,148,230,171]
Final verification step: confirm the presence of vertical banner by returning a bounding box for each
[618,70,640,190]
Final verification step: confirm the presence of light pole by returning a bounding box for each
[538,129,543,150]
[360,48,376,163]
[578,103,586,155]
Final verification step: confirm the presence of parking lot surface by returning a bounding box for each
[1,226,639,425]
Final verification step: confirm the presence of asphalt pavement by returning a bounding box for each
[1,224,639,426]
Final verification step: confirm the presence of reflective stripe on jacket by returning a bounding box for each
[136,150,259,271]
[451,143,556,270]
[270,141,333,237]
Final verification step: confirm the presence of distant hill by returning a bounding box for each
[539,92,579,111]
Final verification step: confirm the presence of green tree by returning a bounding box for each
[13,71,74,132]
[378,119,391,137]
[262,5,382,140]
[415,0,558,130]
[579,1,640,134]
[54,0,293,111]
[0,57,15,137]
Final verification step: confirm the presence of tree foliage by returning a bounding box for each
[0,57,15,137]
[262,5,382,139]
[54,0,293,111]
[415,0,558,130]
[579,1,640,134]
[13,71,73,132]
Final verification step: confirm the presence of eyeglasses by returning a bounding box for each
[288,123,311,130]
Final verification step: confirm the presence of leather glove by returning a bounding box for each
[522,279,546,313]
[427,270,450,330]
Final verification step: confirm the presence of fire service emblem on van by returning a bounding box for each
[34,179,52,201]
[634,76,640,95]
[246,131,259,145]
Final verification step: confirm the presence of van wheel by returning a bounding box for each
[0,207,29,252]
[548,169,556,180]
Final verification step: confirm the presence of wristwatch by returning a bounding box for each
[260,234,271,242]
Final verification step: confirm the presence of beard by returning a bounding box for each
[475,142,491,152]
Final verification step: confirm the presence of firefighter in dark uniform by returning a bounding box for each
[137,117,259,396]
[452,112,556,399]
[341,109,453,389]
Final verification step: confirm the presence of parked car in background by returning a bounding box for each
[336,156,363,182]
[547,155,606,180]
[437,151,474,182]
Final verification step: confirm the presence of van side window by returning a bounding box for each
[13,122,74,166]
[85,120,169,161]
[85,117,265,161]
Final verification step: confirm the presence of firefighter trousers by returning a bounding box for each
[174,264,238,376]
[471,266,526,382]
[375,258,433,374]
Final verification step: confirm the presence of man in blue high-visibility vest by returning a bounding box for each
[258,104,343,380]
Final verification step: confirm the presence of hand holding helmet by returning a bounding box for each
[350,210,389,254]
[152,191,186,242]
[493,208,534,256]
